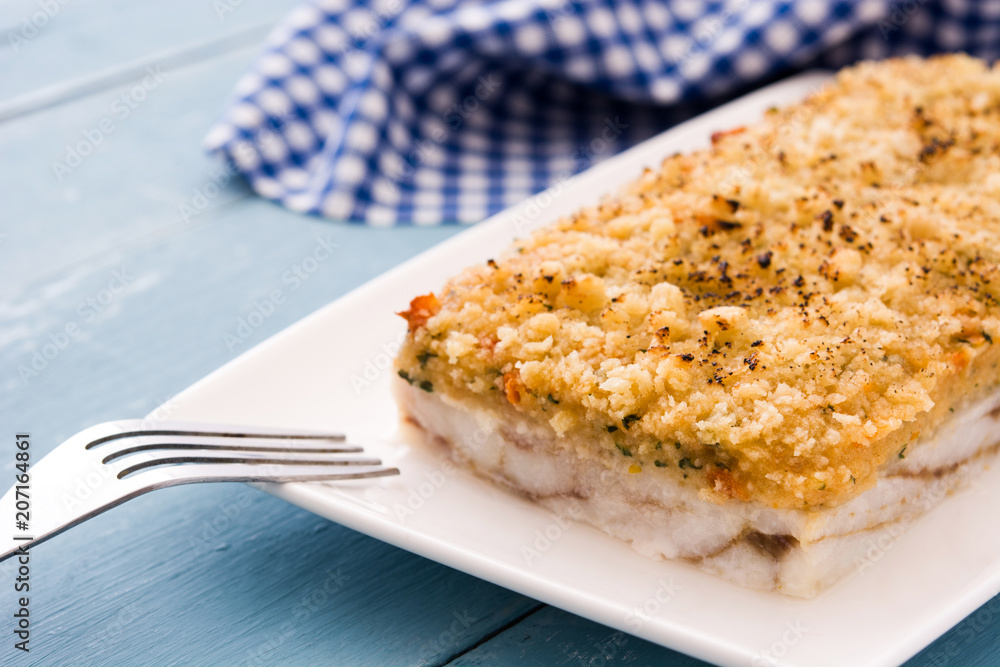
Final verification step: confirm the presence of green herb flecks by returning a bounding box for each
[622,414,640,430]
[416,351,438,367]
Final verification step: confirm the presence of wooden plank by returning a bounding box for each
[446,606,709,666]
[0,192,532,665]
[3,0,997,663]
[0,43,265,289]
[902,595,1000,667]
[0,22,275,123]
[0,0,300,102]
[0,487,541,665]
[0,22,521,659]
[1,195,459,416]
[447,596,1000,666]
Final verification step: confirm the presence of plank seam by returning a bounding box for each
[0,20,276,123]
[436,602,547,666]
[10,189,253,293]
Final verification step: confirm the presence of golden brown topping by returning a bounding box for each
[396,55,1000,509]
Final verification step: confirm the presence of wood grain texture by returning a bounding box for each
[447,606,711,666]
[1,2,543,663]
[1,0,998,664]
[0,0,298,105]
[903,594,1000,667]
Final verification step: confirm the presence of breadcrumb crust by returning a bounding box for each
[396,55,1000,509]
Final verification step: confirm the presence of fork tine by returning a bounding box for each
[127,462,400,485]
[101,439,363,464]
[0,465,398,563]
[0,419,399,563]
[85,420,346,450]
[116,455,386,479]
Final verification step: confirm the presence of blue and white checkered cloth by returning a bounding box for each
[204,0,1000,225]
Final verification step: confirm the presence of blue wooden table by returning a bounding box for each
[1,2,998,664]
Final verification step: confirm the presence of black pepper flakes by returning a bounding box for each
[818,210,834,232]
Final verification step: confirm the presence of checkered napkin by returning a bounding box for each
[204,0,1000,225]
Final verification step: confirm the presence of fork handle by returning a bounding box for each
[0,467,398,563]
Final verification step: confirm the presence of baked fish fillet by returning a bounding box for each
[394,54,1000,597]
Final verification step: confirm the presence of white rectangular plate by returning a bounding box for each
[164,72,1000,667]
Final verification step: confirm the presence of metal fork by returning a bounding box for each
[0,420,398,562]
